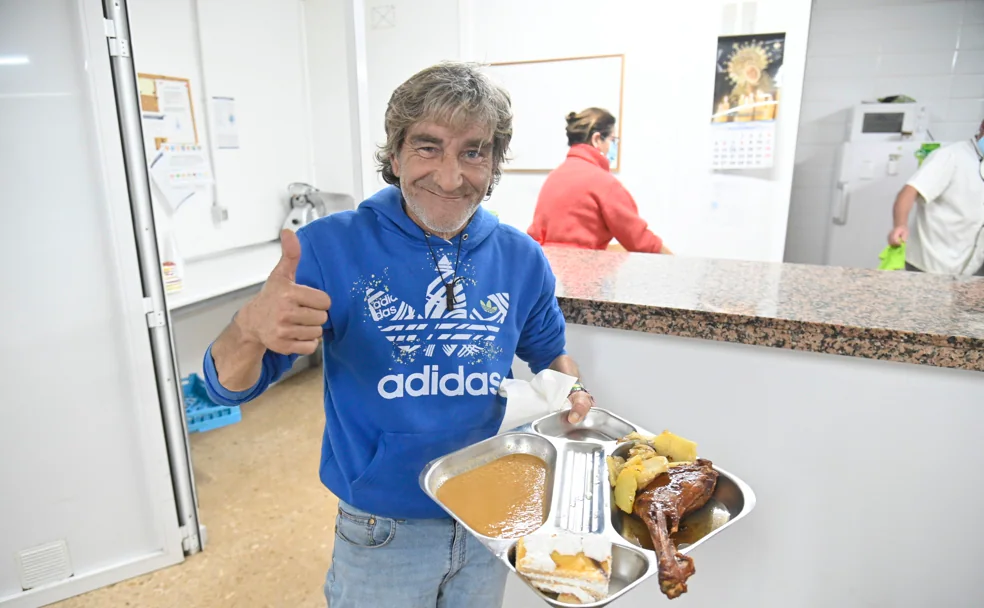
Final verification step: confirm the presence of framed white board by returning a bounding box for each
[484,55,625,173]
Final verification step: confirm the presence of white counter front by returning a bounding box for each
[506,323,984,607]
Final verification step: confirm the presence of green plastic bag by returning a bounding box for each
[914,143,941,167]
[878,243,906,271]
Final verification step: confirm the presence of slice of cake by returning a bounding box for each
[515,530,612,604]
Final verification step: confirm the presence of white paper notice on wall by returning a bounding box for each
[710,121,776,170]
[211,96,239,149]
[154,79,197,143]
[148,143,213,213]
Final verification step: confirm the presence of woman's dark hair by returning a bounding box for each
[565,107,616,146]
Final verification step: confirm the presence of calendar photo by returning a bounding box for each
[711,32,785,124]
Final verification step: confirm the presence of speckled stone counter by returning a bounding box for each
[544,247,984,372]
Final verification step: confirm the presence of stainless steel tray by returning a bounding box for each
[419,408,756,607]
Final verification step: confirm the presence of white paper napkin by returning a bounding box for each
[496,369,579,434]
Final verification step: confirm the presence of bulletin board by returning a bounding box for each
[484,55,625,173]
[137,73,199,149]
[136,73,212,222]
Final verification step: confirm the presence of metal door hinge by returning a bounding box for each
[180,524,205,555]
[104,18,130,58]
[146,310,165,328]
[144,297,165,328]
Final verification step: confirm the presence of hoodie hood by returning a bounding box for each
[360,185,500,251]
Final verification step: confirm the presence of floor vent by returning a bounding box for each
[17,540,73,590]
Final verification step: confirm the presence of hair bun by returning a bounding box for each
[566,111,578,124]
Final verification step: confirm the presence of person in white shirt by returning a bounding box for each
[888,119,984,275]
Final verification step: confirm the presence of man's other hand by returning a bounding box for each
[567,391,595,424]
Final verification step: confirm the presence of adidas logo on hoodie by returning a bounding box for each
[377,364,503,399]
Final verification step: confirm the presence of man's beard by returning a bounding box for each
[401,184,481,236]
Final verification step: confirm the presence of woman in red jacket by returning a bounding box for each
[527,108,671,254]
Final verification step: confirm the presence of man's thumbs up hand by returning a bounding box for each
[272,228,302,281]
[235,229,332,356]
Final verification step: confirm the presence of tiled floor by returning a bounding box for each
[53,369,337,608]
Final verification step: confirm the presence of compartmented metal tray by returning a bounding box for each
[419,408,756,607]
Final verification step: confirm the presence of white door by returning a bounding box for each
[823,141,922,269]
[0,1,197,606]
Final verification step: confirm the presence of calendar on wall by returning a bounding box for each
[710,122,776,170]
[709,32,785,171]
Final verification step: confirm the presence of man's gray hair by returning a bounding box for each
[375,62,513,197]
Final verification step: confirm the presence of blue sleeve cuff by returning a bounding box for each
[203,343,266,406]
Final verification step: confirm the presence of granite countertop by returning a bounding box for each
[544,247,984,372]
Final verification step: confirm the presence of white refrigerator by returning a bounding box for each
[823,140,928,269]
[0,1,199,606]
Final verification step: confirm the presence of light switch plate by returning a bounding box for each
[212,205,229,224]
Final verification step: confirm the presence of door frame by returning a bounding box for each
[102,0,203,556]
[1,1,197,605]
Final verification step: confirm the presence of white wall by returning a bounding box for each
[362,0,461,195]
[784,0,984,265]
[195,0,314,252]
[455,0,812,262]
[130,0,317,261]
[304,0,357,197]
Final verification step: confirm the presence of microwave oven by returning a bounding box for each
[846,102,929,142]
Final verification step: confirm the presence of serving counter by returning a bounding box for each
[504,248,984,607]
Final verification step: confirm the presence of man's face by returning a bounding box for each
[391,120,494,237]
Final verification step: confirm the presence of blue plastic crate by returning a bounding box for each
[181,373,242,433]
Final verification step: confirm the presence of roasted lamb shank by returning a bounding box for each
[633,459,718,599]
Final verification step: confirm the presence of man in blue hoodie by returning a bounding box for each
[203,62,594,607]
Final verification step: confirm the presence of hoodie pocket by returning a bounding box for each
[350,433,391,492]
[350,426,498,511]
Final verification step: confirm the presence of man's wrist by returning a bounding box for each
[231,306,263,349]
[569,381,589,396]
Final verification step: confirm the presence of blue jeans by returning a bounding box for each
[325,500,507,607]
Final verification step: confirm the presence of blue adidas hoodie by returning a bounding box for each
[203,186,567,519]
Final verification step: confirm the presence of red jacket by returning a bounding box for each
[527,144,663,253]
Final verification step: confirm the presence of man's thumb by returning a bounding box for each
[273,229,301,280]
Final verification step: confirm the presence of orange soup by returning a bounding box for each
[437,453,548,538]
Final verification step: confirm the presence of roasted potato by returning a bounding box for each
[651,430,697,463]
[614,467,638,513]
[606,455,623,487]
[633,455,668,489]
